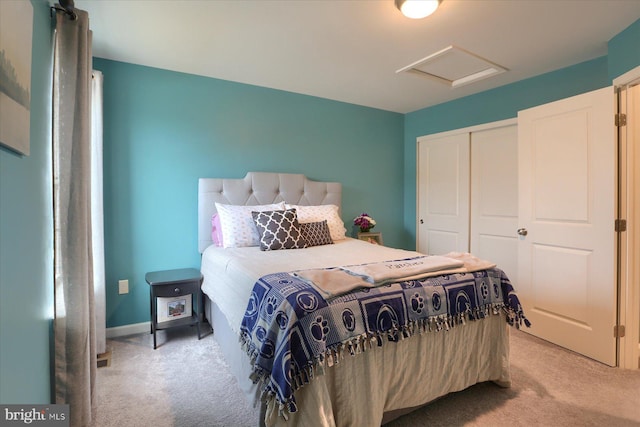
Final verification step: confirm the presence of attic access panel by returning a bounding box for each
[397,45,507,88]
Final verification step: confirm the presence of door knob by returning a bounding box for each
[517,228,528,236]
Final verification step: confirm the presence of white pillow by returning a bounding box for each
[285,204,346,241]
[215,202,285,248]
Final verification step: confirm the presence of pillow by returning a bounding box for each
[251,209,307,251]
[300,220,333,247]
[215,202,285,248]
[285,204,346,241]
[211,214,223,247]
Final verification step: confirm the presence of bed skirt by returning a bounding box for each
[204,294,511,427]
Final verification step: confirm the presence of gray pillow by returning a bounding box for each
[300,220,333,247]
[251,209,308,251]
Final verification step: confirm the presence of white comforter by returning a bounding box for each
[201,238,423,334]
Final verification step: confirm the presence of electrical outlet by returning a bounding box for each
[118,279,129,294]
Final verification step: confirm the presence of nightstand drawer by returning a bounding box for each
[152,281,199,297]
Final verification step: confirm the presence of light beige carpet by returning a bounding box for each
[91,326,640,427]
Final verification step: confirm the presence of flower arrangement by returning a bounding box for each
[354,213,376,232]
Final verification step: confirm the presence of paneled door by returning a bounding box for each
[517,86,616,366]
[470,125,519,284]
[417,133,470,255]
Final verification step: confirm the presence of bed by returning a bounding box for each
[198,172,527,427]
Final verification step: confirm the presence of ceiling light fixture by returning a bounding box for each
[395,0,441,19]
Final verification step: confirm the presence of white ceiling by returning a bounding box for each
[74,0,640,114]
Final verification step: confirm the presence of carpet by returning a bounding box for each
[91,325,640,427]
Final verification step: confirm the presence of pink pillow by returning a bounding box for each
[211,214,224,247]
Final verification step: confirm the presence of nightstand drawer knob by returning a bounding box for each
[174,287,180,293]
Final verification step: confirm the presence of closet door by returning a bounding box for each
[417,133,470,255]
[470,125,519,283]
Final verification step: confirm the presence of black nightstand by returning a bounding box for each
[146,268,203,349]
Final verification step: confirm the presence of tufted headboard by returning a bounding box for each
[198,172,342,252]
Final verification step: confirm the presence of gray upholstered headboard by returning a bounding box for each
[198,172,342,252]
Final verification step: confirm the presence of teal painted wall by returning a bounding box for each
[94,59,404,328]
[0,0,53,404]
[97,19,640,329]
[608,19,640,80]
[401,57,612,248]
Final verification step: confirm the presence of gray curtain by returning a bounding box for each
[53,8,96,427]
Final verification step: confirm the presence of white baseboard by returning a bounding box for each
[106,321,150,338]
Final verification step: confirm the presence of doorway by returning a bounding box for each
[616,67,640,370]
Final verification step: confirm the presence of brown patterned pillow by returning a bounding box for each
[251,209,308,251]
[300,220,333,247]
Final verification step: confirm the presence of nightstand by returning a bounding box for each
[357,231,383,245]
[146,268,203,349]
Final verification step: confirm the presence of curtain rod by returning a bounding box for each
[51,0,77,20]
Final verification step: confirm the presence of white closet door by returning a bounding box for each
[417,133,470,255]
[470,125,519,284]
[518,86,616,366]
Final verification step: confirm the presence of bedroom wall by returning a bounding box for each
[0,0,53,404]
[608,18,640,80]
[100,18,640,331]
[93,59,404,328]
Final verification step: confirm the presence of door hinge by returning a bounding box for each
[615,113,627,127]
[614,325,626,338]
[615,219,627,232]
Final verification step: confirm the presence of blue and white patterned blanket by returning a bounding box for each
[239,260,529,416]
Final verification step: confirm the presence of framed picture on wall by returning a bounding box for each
[0,0,33,156]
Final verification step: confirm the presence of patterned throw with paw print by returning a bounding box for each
[240,265,529,417]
